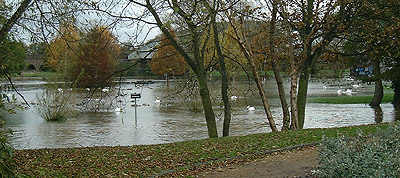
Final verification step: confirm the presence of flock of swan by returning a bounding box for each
[55,87,258,113]
[56,82,363,114]
[337,88,353,95]
[321,83,362,96]
[336,84,363,96]
[117,95,258,113]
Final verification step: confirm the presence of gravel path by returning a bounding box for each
[197,146,319,178]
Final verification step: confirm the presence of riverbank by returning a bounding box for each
[14,123,390,177]
[309,93,394,104]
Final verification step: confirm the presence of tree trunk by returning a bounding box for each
[211,10,231,137]
[370,59,383,107]
[197,72,218,138]
[297,68,310,129]
[249,59,278,132]
[0,0,32,43]
[372,105,383,123]
[393,80,400,110]
[269,1,290,131]
[220,67,231,137]
[166,73,169,88]
[370,79,383,106]
[289,44,299,130]
[272,64,290,130]
[290,72,299,129]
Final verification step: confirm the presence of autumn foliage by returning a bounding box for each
[72,26,120,88]
[47,23,80,72]
[47,25,120,87]
[151,29,186,76]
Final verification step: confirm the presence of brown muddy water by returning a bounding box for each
[1,78,397,149]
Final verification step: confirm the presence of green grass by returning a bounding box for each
[309,93,394,104]
[20,71,62,80]
[14,123,392,177]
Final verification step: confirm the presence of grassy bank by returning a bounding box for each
[20,71,62,80]
[14,123,391,177]
[309,93,394,104]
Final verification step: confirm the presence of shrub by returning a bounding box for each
[0,124,15,177]
[36,88,77,121]
[314,123,400,177]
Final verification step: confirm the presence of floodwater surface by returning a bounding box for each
[1,79,397,149]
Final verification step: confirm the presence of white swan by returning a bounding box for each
[102,88,109,92]
[246,106,255,111]
[57,88,63,92]
[344,89,353,96]
[345,77,354,81]
[114,107,122,112]
[155,97,161,103]
[231,95,238,101]
[352,84,360,89]
[337,89,343,95]
[86,88,90,91]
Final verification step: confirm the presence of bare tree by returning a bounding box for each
[223,2,278,132]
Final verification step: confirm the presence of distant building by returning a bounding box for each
[127,45,154,62]
[126,40,158,62]
[123,41,158,76]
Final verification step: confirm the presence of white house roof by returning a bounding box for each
[128,41,158,60]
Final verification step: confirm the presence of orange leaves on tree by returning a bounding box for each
[74,26,120,88]
[150,29,186,76]
[47,24,120,87]
[47,23,80,72]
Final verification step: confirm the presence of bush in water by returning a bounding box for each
[36,88,76,121]
[314,123,400,177]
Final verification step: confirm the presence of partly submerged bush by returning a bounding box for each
[36,89,76,121]
[315,123,400,177]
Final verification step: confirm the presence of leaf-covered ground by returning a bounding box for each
[14,123,390,177]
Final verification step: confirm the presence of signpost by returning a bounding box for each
[131,93,141,127]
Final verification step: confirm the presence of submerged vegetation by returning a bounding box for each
[14,123,390,177]
[36,88,77,121]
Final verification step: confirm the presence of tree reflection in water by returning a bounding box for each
[394,108,400,121]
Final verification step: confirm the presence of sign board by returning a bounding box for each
[131,93,141,99]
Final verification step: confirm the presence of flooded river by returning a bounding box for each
[1,79,397,149]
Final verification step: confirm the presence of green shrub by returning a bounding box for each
[0,127,15,177]
[315,123,400,177]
